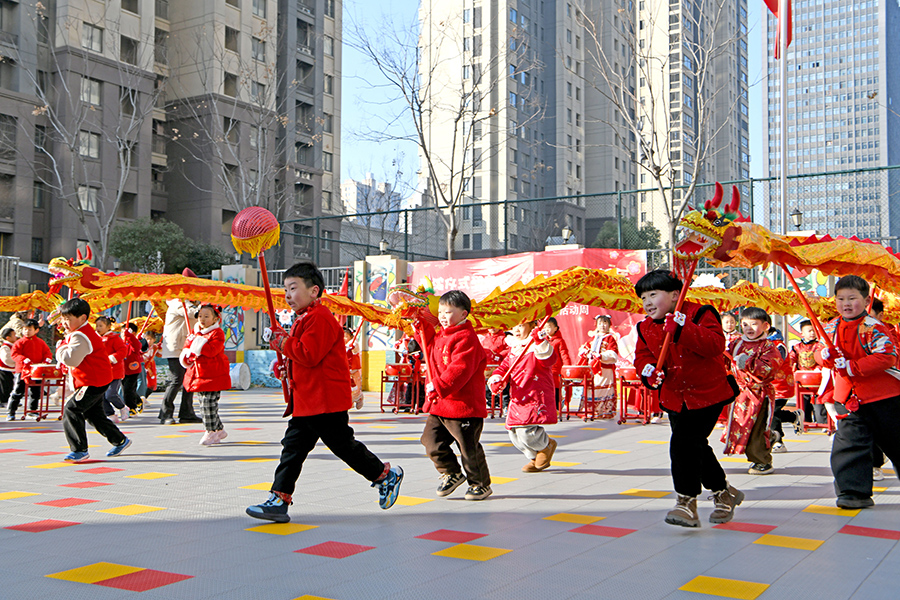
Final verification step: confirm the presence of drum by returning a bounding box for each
[385,363,412,377]
[619,365,639,382]
[562,365,591,379]
[29,364,62,380]
[795,370,822,387]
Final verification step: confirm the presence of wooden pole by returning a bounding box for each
[654,260,698,371]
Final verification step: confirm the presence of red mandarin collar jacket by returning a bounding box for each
[418,319,487,419]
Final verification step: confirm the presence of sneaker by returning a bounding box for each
[179,415,203,424]
[136,398,145,413]
[836,495,875,510]
[373,465,404,509]
[873,468,885,481]
[214,429,228,443]
[748,463,774,475]
[161,418,175,425]
[106,438,132,457]
[772,442,787,453]
[5,414,14,421]
[200,431,215,446]
[118,407,129,422]
[665,494,700,528]
[650,415,663,424]
[246,492,290,522]
[464,485,493,501]
[63,451,91,463]
[709,485,745,524]
[793,412,804,435]
[436,472,466,497]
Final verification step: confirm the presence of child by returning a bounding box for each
[417,290,492,500]
[8,319,52,420]
[721,312,740,346]
[56,298,131,462]
[344,326,364,410]
[543,317,571,412]
[790,320,827,425]
[818,275,900,510]
[490,320,558,472]
[141,330,162,405]
[121,323,144,415]
[724,307,786,475]
[0,327,16,408]
[246,262,403,522]
[480,327,509,365]
[767,326,800,450]
[181,305,231,445]
[579,315,619,418]
[633,270,742,527]
[95,316,129,422]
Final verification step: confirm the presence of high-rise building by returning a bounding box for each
[341,174,401,230]
[762,0,899,240]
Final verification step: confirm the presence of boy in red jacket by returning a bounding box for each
[7,319,52,420]
[417,290,492,500]
[818,275,900,510]
[246,262,403,522]
[56,299,131,463]
[95,316,129,422]
[633,270,742,527]
[121,323,144,414]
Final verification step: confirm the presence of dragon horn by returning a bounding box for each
[727,185,740,213]
[76,248,83,261]
[86,245,93,261]
[711,182,723,208]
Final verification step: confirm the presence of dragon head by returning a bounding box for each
[673,182,746,265]
[48,246,102,294]
[387,277,439,323]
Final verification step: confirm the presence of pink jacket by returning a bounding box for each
[493,337,558,428]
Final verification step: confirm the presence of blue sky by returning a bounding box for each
[340,1,768,192]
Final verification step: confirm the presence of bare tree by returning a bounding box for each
[579,0,745,249]
[346,7,544,259]
[3,4,162,269]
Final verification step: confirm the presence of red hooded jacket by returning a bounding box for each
[418,319,487,419]
[182,324,231,393]
[122,330,143,375]
[493,337,558,428]
[101,331,128,380]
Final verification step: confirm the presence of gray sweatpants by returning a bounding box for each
[508,425,549,459]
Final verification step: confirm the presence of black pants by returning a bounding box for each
[63,384,126,453]
[7,373,40,416]
[772,398,800,437]
[271,411,386,496]
[122,373,141,410]
[421,414,491,488]
[831,396,900,500]
[0,369,13,405]
[159,358,196,420]
[667,400,730,497]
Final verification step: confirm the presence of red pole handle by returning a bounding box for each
[778,262,837,354]
[257,253,292,408]
[136,307,156,338]
[497,316,552,386]
[655,260,698,371]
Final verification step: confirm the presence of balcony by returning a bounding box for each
[297,42,314,58]
[298,0,315,17]
[0,31,18,48]
[155,0,169,20]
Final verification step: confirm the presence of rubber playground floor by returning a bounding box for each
[1,389,898,600]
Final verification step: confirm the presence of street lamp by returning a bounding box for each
[561,225,573,244]
[112,260,121,271]
[379,239,389,254]
[790,207,802,230]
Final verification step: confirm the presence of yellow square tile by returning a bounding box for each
[391,437,421,441]
[680,575,769,600]
[432,543,512,561]
[0,439,24,444]
[238,458,277,463]
[156,434,188,438]
[293,595,338,600]
[594,449,629,454]
[486,442,514,447]
[722,457,752,463]
[234,418,255,422]
[549,461,581,467]
[638,440,668,445]
[46,562,144,584]
[544,513,605,525]
[548,435,567,438]
[873,486,888,493]
[0,491,40,500]
[582,427,607,431]
[754,534,824,551]
[395,496,434,506]
[491,476,518,484]
[237,440,268,445]
[28,462,73,469]
[368,425,396,429]
[246,523,318,535]
[620,489,671,498]
[803,504,861,517]
[98,504,166,516]
[783,438,811,443]
[126,472,176,480]
[885,468,896,474]
[241,482,273,490]
[145,450,185,455]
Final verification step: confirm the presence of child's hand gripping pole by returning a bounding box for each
[231,207,292,414]
[654,260,698,371]
[496,316,552,387]
[778,261,837,355]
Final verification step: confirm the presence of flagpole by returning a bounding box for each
[779,0,788,238]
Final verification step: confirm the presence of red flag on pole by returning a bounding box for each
[338,268,350,326]
[764,0,792,59]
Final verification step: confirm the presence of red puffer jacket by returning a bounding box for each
[493,337,558,428]
[418,320,488,419]
[181,324,231,393]
[122,331,143,375]
[101,332,128,380]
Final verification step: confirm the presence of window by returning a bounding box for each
[78,185,99,212]
[295,143,310,164]
[322,191,332,211]
[251,81,265,103]
[252,0,267,18]
[321,230,333,251]
[509,92,517,107]
[34,125,46,149]
[81,77,101,106]
[323,113,333,133]
[78,131,100,159]
[226,0,238,6]
[224,117,239,144]
[463,234,470,249]
[31,238,43,263]
[325,0,335,18]
[463,8,471,23]
[249,125,259,149]
[225,27,239,53]
[120,35,139,65]
[121,87,137,117]
[33,182,46,209]
[82,23,103,52]
[224,72,238,97]
[324,35,334,56]
[510,8,517,22]
[463,65,471,79]
[122,0,139,14]
[323,151,333,172]
[324,74,333,94]
[473,233,482,250]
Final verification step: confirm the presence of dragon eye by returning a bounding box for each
[712,218,725,227]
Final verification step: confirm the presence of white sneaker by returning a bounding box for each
[874,468,885,481]
[200,431,215,445]
[111,414,121,423]
[118,407,129,422]
[213,429,228,443]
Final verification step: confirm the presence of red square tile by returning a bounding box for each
[839,524,900,540]
[294,541,375,558]
[34,429,58,433]
[76,467,124,474]
[180,429,206,433]
[95,569,193,591]
[415,529,488,543]
[36,497,100,508]
[0,448,26,453]
[28,451,66,456]
[59,481,113,489]
[713,522,779,534]
[570,524,636,538]
[5,519,80,533]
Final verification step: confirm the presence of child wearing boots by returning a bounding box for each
[490,320,558,472]
[633,270,742,528]
[181,305,231,446]
[246,262,403,522]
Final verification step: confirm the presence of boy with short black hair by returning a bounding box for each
[417,289,492,500]
[633,269,742,527]
[56,298,131,462]
[818,275,900,509]
[790,320,827,425]
[246,262,403,522]
[0,327,16,409]
[7,319,52,420]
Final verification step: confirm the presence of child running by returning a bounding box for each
[790,320,827,425]
[181,305,231,445]
[121,323,143,415]
[141,330,162,406]
[0,327,16,409]
[818,275,900,509]
[95,316,129,422]
[417,290,492,500]
[580,315,619,418]
[490,320,558,472]
[56,299,131,462]
[344,326,364,410]
[7,318,52,420]
[633,270,742,527]
[246,262,403,522]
